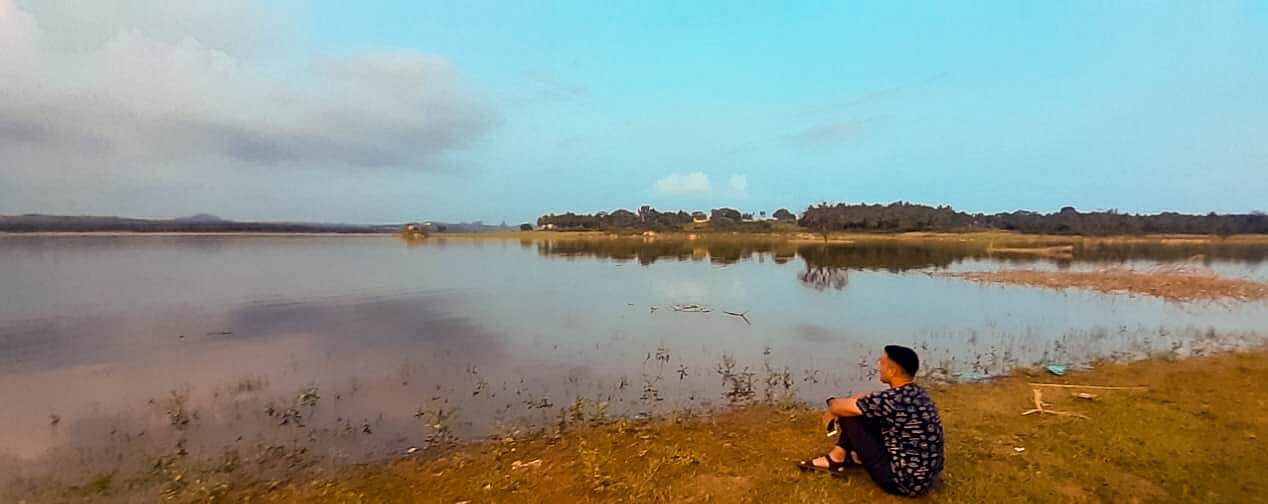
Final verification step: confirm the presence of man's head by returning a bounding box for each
[879,345,920,385]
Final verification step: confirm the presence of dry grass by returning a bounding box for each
[92,350,1266,503]
[941,267,1268,302]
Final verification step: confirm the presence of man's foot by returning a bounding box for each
[811,454,842,468]
[796,453,850,478]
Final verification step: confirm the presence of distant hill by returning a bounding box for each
[171,213,227,223]
[0,214,397,234]
[0,214,518,234]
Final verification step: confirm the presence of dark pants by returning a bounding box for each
[836,416,902,495]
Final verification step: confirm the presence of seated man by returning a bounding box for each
[797,345,944,497]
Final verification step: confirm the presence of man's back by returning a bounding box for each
[856,383,944,496]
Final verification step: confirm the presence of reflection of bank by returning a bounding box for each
[799,266,850,291]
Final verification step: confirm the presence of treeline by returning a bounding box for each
[539,202,1268,235]
[799,203,1268,235]
[537,206,797,231]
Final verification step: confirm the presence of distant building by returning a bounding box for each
[401,223,429,239]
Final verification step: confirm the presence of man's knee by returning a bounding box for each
[838,415,870,435]
[837,416,862,427]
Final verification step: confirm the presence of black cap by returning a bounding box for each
[884,345,920,377]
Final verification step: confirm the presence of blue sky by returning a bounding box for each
[2,1,1266,223]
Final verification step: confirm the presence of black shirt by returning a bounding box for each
[856,384,945,495]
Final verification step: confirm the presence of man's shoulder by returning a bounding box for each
[905,384,935,400]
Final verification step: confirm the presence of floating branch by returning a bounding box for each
[722,311,752,325]
[669,304,711,313]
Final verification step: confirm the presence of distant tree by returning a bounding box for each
[638,205,652,222]
[711,208,742,222]
[607,209,639,228]
[436,225,448,232]
[711,215,737,230]
[773,208,796,221]
[519,223,533,231]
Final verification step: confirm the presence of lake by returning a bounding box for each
[2,235,1266,486]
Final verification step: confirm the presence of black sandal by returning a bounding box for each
[795,453,850,478]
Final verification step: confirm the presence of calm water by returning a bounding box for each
[2,235,1266,485]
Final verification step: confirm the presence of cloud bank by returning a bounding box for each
[653,172,711,195]
[652,172,749,199]
[0,0,496,216]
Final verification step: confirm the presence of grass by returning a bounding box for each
[136,350,1268,503]
[942,268,1268,302]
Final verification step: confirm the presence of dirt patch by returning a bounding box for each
[941,267,1268,302]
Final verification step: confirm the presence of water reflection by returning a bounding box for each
[535,239,793,265]
[1,235,1266,492]
[533,237,1268,269]
[799,266,850,291]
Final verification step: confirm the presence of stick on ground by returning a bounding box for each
[1028,383,1148,390]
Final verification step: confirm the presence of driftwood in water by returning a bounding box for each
[648,304,752,325]
[723,310,752,325]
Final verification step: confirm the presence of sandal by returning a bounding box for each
[795,453,850,478]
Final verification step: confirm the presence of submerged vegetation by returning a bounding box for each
[27,350,1267,502]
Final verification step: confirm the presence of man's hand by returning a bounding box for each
[826,392,866,418]
[821,410,836,430]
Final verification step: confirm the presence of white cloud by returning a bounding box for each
[653,172,711,195]
[0,0,497,216]
[729,174,748,193]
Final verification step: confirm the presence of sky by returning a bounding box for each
[1,1,1266,224]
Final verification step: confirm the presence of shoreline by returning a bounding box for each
[20,348,1268,502]
[5,230,1268,245]
[395,230,1268,247]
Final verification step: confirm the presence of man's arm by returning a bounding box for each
[826,391,869,417]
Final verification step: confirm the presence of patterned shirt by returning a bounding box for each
[855,384,944,496]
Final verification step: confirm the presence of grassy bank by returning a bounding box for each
[81,350,1265,503]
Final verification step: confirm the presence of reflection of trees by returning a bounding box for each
[797,243,967,272]
[536,239,795,265]
[532,237,1267,272]
[799,266,849,291]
